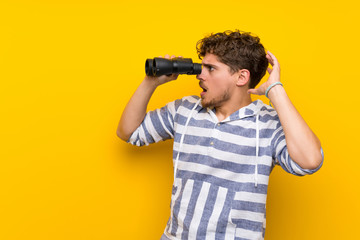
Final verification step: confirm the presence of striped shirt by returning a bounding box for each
[128,95,323,240]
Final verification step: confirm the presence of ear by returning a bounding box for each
[235,69,250,87]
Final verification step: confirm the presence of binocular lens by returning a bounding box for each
[145,57,202,77]
[145,59,153,76]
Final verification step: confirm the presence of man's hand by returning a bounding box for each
[117,54,181,141]
[247,51,323,170]
[247,51,281,96]
[145,54,180,87]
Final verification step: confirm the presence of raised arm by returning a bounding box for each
[248,51,323,170]
[117,55,179,142]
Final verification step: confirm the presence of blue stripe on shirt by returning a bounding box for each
[127,95,323,240]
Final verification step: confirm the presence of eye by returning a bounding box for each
[208,66,215,72]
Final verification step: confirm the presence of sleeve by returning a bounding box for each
[271,122,324,176]
[127,98,182,146]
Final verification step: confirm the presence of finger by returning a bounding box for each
[247,88,260,95]
[267,67,272,74]
[267,51,280,69]
[164,54,170,59]
[267,51,276,60]
[266,54,274,66]
[171,73,179,80]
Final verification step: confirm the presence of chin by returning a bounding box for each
[200,98,208,108]
[200,98,214,108]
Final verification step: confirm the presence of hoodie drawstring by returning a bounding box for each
[173,99,201,180]
[173,98,260,186]
[255,113,259,188]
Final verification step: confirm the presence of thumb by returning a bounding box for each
[247,88,260,95]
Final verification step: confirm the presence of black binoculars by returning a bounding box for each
[145,57,202,77]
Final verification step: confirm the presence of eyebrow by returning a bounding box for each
[202,63,217,69]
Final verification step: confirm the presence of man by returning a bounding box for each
[117,30,323,240]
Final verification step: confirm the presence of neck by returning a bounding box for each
[215,93,252,122]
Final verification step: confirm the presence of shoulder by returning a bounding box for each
[255,100,275,114]
[181,95,200,106]
[166,95,200,114]
[172,95,200,110]
[255,100,281,125]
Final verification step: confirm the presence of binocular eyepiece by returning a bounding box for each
[145,57,202,77]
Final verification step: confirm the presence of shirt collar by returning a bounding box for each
[198,100,263,122]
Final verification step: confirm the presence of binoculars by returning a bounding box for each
[145,57,202,77]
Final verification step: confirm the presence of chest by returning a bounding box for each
[174,116,273,168]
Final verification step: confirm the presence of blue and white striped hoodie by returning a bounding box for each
[128,95,323,240]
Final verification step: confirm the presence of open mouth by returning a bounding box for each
[199,83,207,96]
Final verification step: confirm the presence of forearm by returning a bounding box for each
[268,85,323,169]
[117,77,158,141]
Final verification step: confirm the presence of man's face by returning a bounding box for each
[197,53,237,108]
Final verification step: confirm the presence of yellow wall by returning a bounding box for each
[1,0,359,239]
